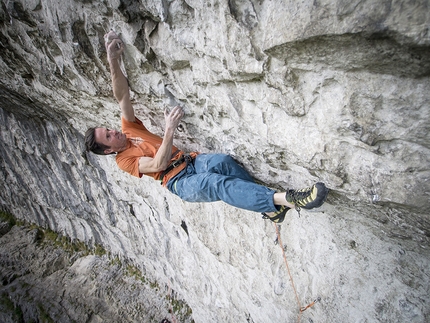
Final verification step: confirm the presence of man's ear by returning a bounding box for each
[104,148,114,155]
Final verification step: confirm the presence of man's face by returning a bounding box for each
[94,127,127,154]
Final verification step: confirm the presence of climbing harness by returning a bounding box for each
[159,152,198,185]
[274,223,319,322]
[159,150,182,180]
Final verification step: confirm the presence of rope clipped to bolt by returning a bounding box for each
[274,223,320,322]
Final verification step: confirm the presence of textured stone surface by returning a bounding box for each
[0,0,429,322]
[0,224,192,323]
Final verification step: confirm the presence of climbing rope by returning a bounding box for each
[164,223,317,323]
[274,223,319,323]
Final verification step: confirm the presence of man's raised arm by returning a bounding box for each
[105,31,135,122]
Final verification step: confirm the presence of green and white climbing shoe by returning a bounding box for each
[286,182,329,212]
[262,205,290,223]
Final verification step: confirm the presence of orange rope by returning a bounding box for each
[274,223,318,323]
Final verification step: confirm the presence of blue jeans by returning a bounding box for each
[166,154,277,213]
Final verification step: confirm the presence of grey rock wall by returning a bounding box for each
[0,0,429,322]
[0,224,193,323]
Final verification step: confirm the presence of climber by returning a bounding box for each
[84,31,329,223]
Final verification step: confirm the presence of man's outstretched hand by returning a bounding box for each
[165,106,184,132]
[104,30,124,61]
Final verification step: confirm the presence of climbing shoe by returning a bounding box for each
[286,182,329,213]
[262,205,290,223]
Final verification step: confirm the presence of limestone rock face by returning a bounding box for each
[0,0,429,322]
[0,224,192,323]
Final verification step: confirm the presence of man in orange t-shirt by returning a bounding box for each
[84,31,329,223]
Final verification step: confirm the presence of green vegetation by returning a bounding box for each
[94,243,107,256]
[125,264,148,283]
[109,255,122,266]
[0,292,24,322]
[40,227,107,257]
[0,210,194,322]
[0,210,16,226]
[37,303,54,323]
[166,294,194,320]
[0,210,107,257]
[123,264,193,320]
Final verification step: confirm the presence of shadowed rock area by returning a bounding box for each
[0,0,429,322]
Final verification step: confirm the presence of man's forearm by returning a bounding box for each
[152,128,176,170]
[152,106,184,171]
[138,106,184,174]
[105,33,135,122]
[109,58,129,103]
[138,129,176,173]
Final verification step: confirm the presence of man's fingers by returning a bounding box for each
[172,106,184,114]
[174,107,184,119]
[105,35,124,54]
[107,38,122,49]
[104,30,119,43]
[105,39,125,60]
[165,106,184,121]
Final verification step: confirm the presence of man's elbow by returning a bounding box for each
[151,160,169,173]
[157,161,170,172]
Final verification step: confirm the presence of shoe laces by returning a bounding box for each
[287,187,312,203]
[287,187,313,216]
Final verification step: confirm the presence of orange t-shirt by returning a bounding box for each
[116,117,185,182]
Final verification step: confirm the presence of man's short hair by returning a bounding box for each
[85,127,111,155]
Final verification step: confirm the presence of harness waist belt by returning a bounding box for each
[160,154,193,182]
